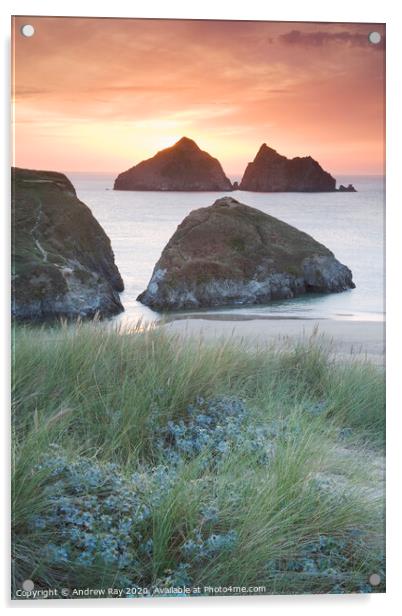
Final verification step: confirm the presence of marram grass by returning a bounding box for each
[11,320,385,597]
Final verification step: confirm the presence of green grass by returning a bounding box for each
[11,321,385,598]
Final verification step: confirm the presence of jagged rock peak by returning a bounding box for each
[256,143,280,157]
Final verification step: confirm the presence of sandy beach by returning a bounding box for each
[163,317,385,364]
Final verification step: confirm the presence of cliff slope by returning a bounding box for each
[12,167,124,320]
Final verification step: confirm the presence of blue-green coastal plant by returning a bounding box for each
[24,441,241,594]
[156,395,274,466]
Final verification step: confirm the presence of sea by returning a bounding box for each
[68,173,385,326]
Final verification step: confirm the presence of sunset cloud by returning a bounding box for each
[279,29,385,50]
[12,17,385,175]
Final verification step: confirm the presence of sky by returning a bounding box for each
[12,17,385,177]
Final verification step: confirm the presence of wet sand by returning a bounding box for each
[162,318,385,364]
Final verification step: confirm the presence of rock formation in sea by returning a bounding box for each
[113,137,233,191]
[239,144,336,192]
[338,184,357,192]
[12,167,124,320]
[137,196,355,311]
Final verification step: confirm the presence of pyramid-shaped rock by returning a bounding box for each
[114,137,233,191]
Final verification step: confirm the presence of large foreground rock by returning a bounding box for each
[12,167,124,320]
[239,144,336,192]
[114,137,233,191]
[138,197,355,310]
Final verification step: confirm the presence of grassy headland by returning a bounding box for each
[12,321,385,597]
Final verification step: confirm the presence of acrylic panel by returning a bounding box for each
[11,16,385,600]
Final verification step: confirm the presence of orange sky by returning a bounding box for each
[12,17,385,177]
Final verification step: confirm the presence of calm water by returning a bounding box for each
[68,173,385,324]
